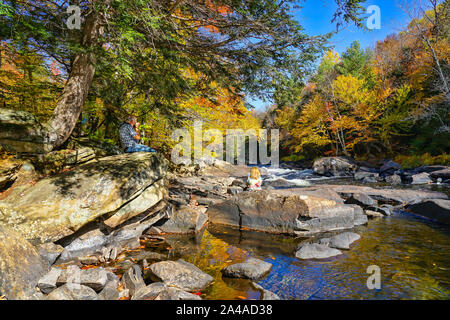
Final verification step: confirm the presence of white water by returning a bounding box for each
[261,166,339,187]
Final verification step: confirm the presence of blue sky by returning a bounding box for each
[248,0,412,110]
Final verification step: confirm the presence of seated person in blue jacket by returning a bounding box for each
[119,115,157,153]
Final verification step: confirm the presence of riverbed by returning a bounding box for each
[114,166,450,300]
[136,211,450,300]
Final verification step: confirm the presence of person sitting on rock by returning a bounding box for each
[247,167,262,190]
[119,115,156,153]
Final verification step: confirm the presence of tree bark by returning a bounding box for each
[45,9,103,149]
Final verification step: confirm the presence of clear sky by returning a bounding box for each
[248,0,412,110]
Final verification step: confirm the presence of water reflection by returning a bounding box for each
[137,212,450,300]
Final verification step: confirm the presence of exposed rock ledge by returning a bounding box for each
[0,152,168,243]
[207,189,367,235]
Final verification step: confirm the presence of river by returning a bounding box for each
[126,167,450,300]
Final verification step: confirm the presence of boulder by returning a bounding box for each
[380,160,401,176]
[98,280,120,300]
[0,152,168,243]
[56,265,108,292]
[366,205,392,216]
[295,243,343,260]
[46,284,98,300]
[354,170,379,181]
[406,199,450,225]
[385,174,402,185]
[98,272,120,300]
[411,172,432,184]
[154,206,208,234]
[313,157,356,177]
[0,225,48,300]
[35,242,64,267]
[319,232,361,250]
[344,193,377,207]
[131,282,167,300]
[78,268,108,292]
[221,258,272,280]
[121,264,145,297]
[154,287,202,300]
[430,168,450,180]
[207,190,359,235]
[148,259,213,292]
[347,204,368,225]
[227,186,244,195]
[0,108,52,153]
[37,267,62,294]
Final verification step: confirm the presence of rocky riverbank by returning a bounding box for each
[0,152,449,300]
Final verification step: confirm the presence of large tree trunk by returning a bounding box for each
[45,9,103,149]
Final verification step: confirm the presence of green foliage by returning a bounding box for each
[394,153,450,169]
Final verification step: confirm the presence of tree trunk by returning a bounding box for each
[45,10,103,149]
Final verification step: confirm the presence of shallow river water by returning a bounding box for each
[138,210,450,300]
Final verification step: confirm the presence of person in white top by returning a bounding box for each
[247,167,262,190]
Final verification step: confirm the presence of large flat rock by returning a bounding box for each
[222,258,272,280]
[298,185,448,206]
[148,259,213,292]
[207,190,360,235]
[0,152,168,243]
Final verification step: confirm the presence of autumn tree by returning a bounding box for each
[0,0,367,152]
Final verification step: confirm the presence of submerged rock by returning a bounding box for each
[319,232,361,250]
[295,243,343,260]
[148,259,213,292]
[0,152,168,243]
[0,225,48,300]
[251,282,280,300]
[222,258,272,280]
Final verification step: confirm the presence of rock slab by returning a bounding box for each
[149,259,213,292]
[222,258,272,280]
